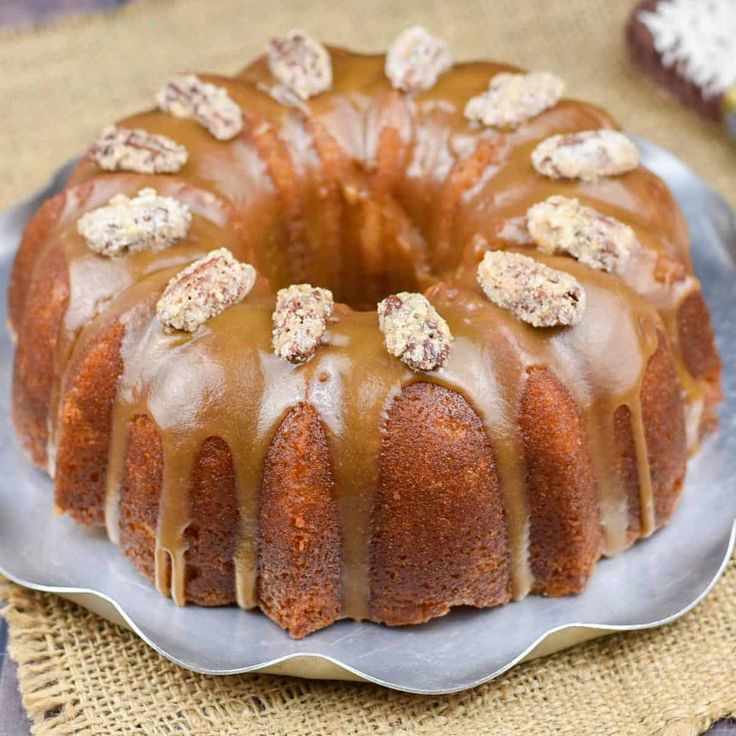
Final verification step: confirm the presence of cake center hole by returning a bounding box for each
[259,227,434,311]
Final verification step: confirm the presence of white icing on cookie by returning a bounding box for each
[639,0,736,96]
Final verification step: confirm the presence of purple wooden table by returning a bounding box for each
[0,622,31,736]
[0,1,733,733]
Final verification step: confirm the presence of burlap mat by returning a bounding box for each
[0,563,734,736]
[1,0,735,733]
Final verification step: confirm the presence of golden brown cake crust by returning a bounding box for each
[641,337,687,527]
[8,189,67,335]
[119,414,162,587]
[9,42,722,637]
[613,404,643,539]
[258,404,341,637]
[55,320,124,526]
[12,243,69,468]
[521,368,601,596]
[370,382,512,625]
[185,436,240,606]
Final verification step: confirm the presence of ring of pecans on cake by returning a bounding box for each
[9,27,721,637]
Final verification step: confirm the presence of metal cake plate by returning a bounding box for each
[0,139,734,694]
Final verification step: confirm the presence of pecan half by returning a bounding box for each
[464,71,564,129]
[385,26,453,93]
[156,248,256,332]
[76,188,191,257]
[377,292,453,371]
[88,126,188,173]
[526,195,635,273]
[272,284,334,364]
[531,129,640,181]
[476,249,586,327]
[267,30,332,101]
[157,75,243,141]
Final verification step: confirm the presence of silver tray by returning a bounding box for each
[0,139,734,695]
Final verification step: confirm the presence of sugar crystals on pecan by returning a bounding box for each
[77,188,192,257]
[385,26,453,93]
[156,248,256,332]
[464,71,564,129]
[531,129,640,181]
[476,249,586,327]
[272,283,334,364]
[267,30,332,101]
[157,74,243,141]
[89,125,188,174]
[377,292,452,371]
[526,195,635,272]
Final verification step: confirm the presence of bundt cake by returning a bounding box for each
[8,27,722,638]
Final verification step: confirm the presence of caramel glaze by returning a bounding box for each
[9,48,722,635]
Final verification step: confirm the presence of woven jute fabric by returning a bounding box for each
[1,0,735,733]
[0,563,735,736]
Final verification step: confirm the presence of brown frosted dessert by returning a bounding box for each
[9,27,721,637]
[627,0,736,124]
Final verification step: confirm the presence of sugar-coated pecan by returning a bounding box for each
[157,75,243,141]
[527,195,635,272]
[476,249,586,327]
[88,126,188,173]
[385,26,453,93]
[76,188,191,257]
[272,284,334,364]
[267,30,332,101]
[464,71,564,129]
[377,292,452,371]
[531,129,639,181]
[156,248,256,332]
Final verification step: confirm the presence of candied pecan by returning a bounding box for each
[464,71,564,129]
[272,284,334,364]
[157,74,243,141]
[76,188,191,257]
[267,30,332,100]
[526,195,635,272]
[156,248,256,332]
[377,292,452,371]
[531,129,640,181]
[88,126,188,173]
[385,26,453,93]
[476,250,585,327]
